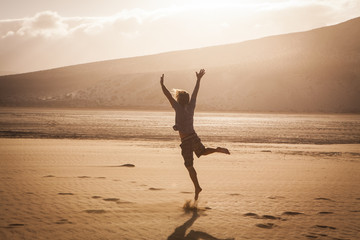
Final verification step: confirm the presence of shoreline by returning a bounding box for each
[1,108,359,145]
[2,106,360,115]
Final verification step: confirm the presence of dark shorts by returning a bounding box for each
[180,133,206,167]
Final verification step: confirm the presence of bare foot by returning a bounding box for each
[195,187,202,201]
[217,147,230,155]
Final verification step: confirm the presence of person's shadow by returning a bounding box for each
[167,210,235,240]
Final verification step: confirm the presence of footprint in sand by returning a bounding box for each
[55,219,73,224]
[315,197,334,202]
[255,223,276,229]
[314,225,336,230]
[78,176,91,179]
[103,198,120,202]
[260,150,272,153]
[261,215,281,220]
[92,196,102,199]
[243,212,260,218]
[115,164,135,168]
[268,196,285,200]
[43,175,55,178]
[58,192,74,195]
[102,198,132,204]
[149,187,164,191]
[244,213,282,220]
[229,193,242,196]
[282,211,304,216]
[303,233,329,239]
[7,223,25,228]
[84,210,106,214]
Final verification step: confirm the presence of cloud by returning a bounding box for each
[0,1,359,73]
[16,11,68,38]
[0,10,146,39]
[1,2,358,39]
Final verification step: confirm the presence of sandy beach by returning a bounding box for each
[0,138,359,240]
[1,3,360,239]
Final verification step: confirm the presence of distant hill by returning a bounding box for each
[0,17,360,113]
[0,71,16,76]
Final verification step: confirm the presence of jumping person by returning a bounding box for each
[160,69,230,201]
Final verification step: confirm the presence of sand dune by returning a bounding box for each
[0,138,359,239]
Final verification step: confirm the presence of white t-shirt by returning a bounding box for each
[172,97,196,134]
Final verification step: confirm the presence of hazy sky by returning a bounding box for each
[0,0,359,74]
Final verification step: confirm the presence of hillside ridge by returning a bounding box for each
[0,17,359,113]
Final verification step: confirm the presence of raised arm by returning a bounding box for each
[190,69,205,104]
[160,74,177,108]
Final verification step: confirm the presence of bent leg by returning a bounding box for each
[193,134,230,157]
[201,148,217,155]
[201,147,230,156]
[186,166,202,200]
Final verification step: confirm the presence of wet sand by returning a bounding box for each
[0,138,359,240]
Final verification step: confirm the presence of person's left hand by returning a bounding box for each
[160,74,164,85]
[196,69,205,80]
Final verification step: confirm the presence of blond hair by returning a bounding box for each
[173,89,189,106]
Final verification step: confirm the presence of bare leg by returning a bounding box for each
[186,166,202,200]
[201,147,230,156]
